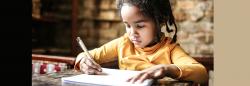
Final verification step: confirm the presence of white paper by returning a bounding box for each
[62,68,153,86]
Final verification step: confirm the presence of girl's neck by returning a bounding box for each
[145,40,157,48]
[145,33,164,48]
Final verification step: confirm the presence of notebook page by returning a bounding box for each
[62,68,153,86]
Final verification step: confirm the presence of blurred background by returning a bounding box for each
[32,0,213,58]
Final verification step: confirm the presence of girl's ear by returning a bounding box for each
[166,22,174,33]
[165,21,178,43]
[163,22,173,38]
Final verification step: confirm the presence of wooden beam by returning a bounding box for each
[71,0,78,56]
[32,54,75,65]
[32,54,213,71]
[194,57,214,71]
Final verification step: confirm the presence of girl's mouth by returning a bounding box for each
[131,39,141,44]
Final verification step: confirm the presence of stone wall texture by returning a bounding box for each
[78,0,214,57]
[32,0,213,57]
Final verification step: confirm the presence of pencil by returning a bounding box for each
[76,37,102,72]
[76,37,92,59]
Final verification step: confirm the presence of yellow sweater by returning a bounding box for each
[75,33,208,83]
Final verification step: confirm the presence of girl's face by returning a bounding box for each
[121,4,156,48]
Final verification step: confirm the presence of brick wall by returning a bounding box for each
[78,0,213,57]
[78,0,124,50]
[173,0,214,57]
[32,0,213,57]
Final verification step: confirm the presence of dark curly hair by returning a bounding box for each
[117,0,178,43]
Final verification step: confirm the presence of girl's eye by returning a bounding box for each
[135,23,144,29]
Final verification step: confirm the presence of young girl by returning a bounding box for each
[74,0,208,84]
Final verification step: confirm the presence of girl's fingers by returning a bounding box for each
[126,77,133,82]
[88,57,102,71]
[85,58,102,72]
[129,73,144,83]
[80,58,101,74]
[80,62,88,73]
[80,62,102,75]
[137,73,152,83]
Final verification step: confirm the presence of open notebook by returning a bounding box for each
[61,68,153,86]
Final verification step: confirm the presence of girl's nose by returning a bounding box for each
[130,27,137,35]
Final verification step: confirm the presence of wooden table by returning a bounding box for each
[32,69,80,86]
[32,54,212,86]
[32,69,193,86]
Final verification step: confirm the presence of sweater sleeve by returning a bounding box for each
[88,36,121,64]
[74,35,124,70]
[170,44,208,84]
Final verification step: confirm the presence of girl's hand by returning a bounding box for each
[126,64,180,84]
[78,53,102,75]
